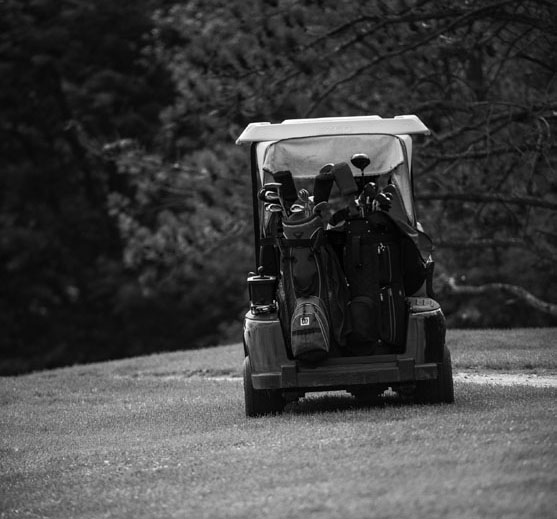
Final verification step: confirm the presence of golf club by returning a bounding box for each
[290,203,306,214]
[298,188,311,217]
[263,182,288,215]
[313,201,332,224]
[359,181,378,216]
[264,203,283,213]
[350,153,370,184]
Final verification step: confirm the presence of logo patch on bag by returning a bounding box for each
[300,316,310,326]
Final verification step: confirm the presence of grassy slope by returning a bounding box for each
[1,329,556,519]
[449,328,557,372]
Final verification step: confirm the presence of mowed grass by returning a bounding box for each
[449,328,557,372]
[1,328,556,519]
[88,327,556,379]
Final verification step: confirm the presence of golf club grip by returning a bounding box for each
[273,170,298,205]
[313,172,334,204]
[332,162,358,196]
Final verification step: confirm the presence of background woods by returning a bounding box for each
[1,0,555,374]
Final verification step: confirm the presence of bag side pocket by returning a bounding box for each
[347,295,379,353]
[290,296,330,362]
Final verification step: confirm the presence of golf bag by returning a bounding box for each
[278,214,350,363]
[343,211,407,354]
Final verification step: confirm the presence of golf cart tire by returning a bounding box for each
[243,357,285,417]
[415,346,455,404]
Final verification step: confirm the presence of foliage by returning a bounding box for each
[1,0,555,373]
[107,142,253,346]
[149,0,557,328]
[0,0,174,372]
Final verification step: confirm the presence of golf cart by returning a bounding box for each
[236,115,454,417]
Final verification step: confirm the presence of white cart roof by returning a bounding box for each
[236,115,429,144]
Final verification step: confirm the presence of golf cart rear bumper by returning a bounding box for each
[251,358,438,390]
[244,307,442,391]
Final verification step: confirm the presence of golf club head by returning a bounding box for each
[357,182,377,215]
[258,189,281,203]
[313,201,331,217]
[263,181,289,214]
[374,191,393,211]
[350,153,370,173]
[362,182,377,201]
[265,203,283,213]
[298,188,310,203]
[265,191,280,202]
[263,182,282,193]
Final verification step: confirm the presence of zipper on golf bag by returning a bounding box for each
[377,241,406,347]
[377,242,392,285]
[379,287,395,344]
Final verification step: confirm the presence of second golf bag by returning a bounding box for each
[343,211,407,354]
[278,214,350,363]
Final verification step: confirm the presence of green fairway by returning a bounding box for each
[1,329,556,518]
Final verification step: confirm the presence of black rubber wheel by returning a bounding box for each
[243,357,285,417]
[415,346,455,404]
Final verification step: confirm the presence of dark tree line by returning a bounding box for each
[1,0,555,374]
[1,0,176,373]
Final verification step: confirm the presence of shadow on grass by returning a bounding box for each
[277,383,557,420]
[285,390,415,415]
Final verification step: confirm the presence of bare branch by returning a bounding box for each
[526,118,551,194]
[423,103,557,149]
[435,238,526,249]
[301,0,435,51]
[419,144,555,160]
[303,0,534,52]
[302,0,534,115]
[441,275,557,316]
[416,192,557,211]
[517,51,557,72]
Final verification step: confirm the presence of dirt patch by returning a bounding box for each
[114,368,240,381]
[115,370,557,387]
[203,372,557,387]
[454,372,557,388]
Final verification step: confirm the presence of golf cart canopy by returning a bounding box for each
[235,115,430,144]
[237,116,430,228]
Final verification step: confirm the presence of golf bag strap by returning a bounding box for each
[281,238,314,248]
[280,230,325,251]
[350,234,361,268]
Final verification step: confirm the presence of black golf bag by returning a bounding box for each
[278,214,350,363]
[343,211,408,354]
